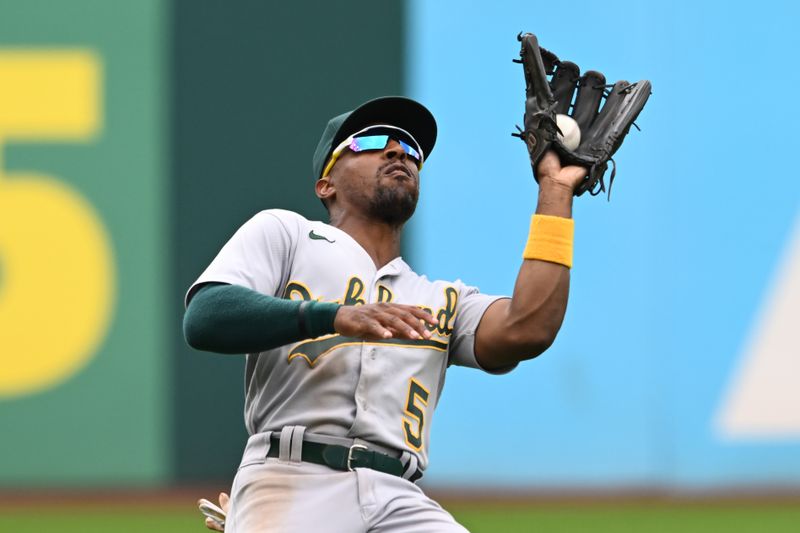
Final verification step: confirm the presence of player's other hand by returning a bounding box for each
[334,303,437,341]
[535,150,588,193]
[201,492,229,532]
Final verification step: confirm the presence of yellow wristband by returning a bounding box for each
[522,214,574,268]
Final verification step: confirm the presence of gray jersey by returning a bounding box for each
[187,209,510,472]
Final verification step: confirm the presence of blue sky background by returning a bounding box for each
[406,0,800,487]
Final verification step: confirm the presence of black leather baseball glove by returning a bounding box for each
[515,32,652,197]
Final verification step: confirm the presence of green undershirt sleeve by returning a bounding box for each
[183,282,341,354]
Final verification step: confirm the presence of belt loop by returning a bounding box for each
[289,426,305,463]
[279,427,294,462]
[400,451,422,482]
[262,431,273,458]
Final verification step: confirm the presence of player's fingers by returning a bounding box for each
[371,311,416,339]
[407,305,437,325]
[205,517,224,532]
[219,492,230,513]
[377,311,425,340]
[387,304,436,325]
[382,307,432,339]
[359,316,393,339]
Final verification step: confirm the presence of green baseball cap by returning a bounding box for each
[312,96,437,180]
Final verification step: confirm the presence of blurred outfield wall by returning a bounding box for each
[0,0,406,487]
[1,0,798,490]
[0,0,168,486]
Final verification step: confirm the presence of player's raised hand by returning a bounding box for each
[535,149,588,193]
[334,303,436,341]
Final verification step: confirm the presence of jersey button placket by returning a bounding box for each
[358,348,376,412]
[354,276,377,415]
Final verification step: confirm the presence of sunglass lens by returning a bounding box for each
[349,134,422,166]
[398,141,421,163]
[349,135,390,153]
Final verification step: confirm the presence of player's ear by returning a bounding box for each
[315,177,335,202]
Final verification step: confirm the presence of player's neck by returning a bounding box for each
[330,213,403,269]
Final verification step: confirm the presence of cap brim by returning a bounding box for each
[333,96,437,162]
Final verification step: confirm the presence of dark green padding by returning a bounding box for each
[184,283,340,354]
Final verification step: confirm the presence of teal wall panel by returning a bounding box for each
[171,0,406,482]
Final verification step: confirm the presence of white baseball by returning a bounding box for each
[556,114,581,151]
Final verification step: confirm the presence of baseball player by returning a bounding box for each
[188,31,650,532]
[184,95,587,532]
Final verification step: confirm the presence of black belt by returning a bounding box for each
[267,435,404,477]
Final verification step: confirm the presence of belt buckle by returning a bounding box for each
[346,444,368,471]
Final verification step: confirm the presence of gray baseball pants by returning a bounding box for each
[224,433,469,533]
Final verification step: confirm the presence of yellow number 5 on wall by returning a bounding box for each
[0,50,115,397]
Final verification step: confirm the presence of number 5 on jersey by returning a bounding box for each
[402,378,430,451]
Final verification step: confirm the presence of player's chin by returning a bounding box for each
[370,186,418,225]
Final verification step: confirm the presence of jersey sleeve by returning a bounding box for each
[185,210,299,306]
[448,284,516,374]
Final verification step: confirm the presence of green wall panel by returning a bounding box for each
[0,0,168,486]
[0,0,406,487]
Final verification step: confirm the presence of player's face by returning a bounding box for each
[325,138,421,225]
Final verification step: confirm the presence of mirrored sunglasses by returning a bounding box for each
[322,125,424,177]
